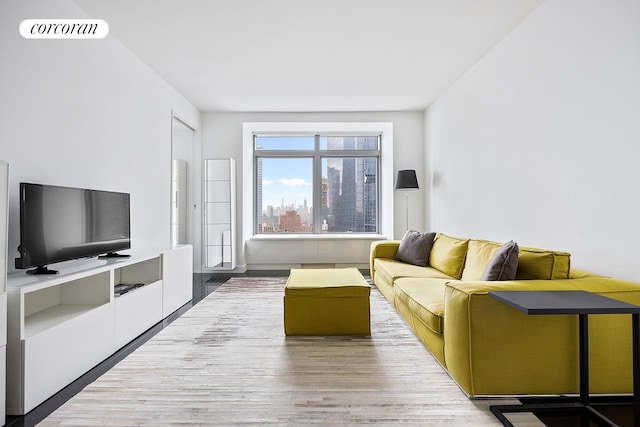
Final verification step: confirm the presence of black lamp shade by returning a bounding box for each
[395,170,419,190]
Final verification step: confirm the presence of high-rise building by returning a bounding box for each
[324,136,377,232]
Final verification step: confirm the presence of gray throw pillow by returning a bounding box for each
[395,230,436,267]
[481,240,519,281]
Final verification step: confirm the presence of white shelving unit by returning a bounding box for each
[0,161,8,426]
[6,245,193,415]
[204,158,236,270]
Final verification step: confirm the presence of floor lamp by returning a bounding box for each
[395,169,419,231]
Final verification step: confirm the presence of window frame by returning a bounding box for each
[254,135,381,234]
[243,122,394,240]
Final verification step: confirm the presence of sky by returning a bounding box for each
[257,135,373,209]
[261,157,313,209]
[257,137,314,209]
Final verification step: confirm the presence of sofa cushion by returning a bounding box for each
[395,230,436,267]
[461,240,502,281]
[394,278,450,334]
[481,240,519,281]
[429,234,469,279]
[374,258,454,286]
[516,246,571,279]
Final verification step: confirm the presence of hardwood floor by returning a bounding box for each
[8,273,538,426]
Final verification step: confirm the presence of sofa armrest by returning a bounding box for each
[443,277,640,396]
[369,240,400,276]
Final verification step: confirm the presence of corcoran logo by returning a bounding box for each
[19,19,109,39]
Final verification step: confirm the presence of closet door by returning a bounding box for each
[204,159,236,270]
[171,159,188,245]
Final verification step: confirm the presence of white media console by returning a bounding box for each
[5,244,193,415]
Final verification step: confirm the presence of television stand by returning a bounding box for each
[99,252,131,259]
[6,245,193,415]
[26,265,59,275]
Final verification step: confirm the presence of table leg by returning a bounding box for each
[491,310,632,427]
[579,314,589,406]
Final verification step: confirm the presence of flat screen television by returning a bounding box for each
[15,182,131,274]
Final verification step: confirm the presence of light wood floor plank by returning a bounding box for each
[40,277,518,425]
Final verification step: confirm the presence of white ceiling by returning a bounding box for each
[73,0,543,113]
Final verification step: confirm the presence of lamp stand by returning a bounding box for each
[404,191,409,231]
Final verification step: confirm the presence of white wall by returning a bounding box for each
[0,0,201,272]
[202,111,424,270]
[426,0,640,281]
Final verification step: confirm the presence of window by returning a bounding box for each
[257,156,313,233]
[243,122,393,239]
[254,135,380,234]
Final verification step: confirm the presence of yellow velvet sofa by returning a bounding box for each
[370,233,640,397]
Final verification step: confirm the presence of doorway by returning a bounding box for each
[171,116,195,248]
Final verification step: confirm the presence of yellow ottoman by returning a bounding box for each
[284,267,371,336]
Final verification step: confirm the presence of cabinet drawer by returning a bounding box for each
[23,302,115,413]
[115,280,163,348]
[162,245,193,317]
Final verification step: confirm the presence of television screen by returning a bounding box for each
[16,183,131,273]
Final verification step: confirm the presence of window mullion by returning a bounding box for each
[321,150,379,157]
[313,135,322,233]
[255,150,315,158]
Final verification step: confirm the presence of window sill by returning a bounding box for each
[249,233,388,241]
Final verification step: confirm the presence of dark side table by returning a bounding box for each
[488,290,640,427]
